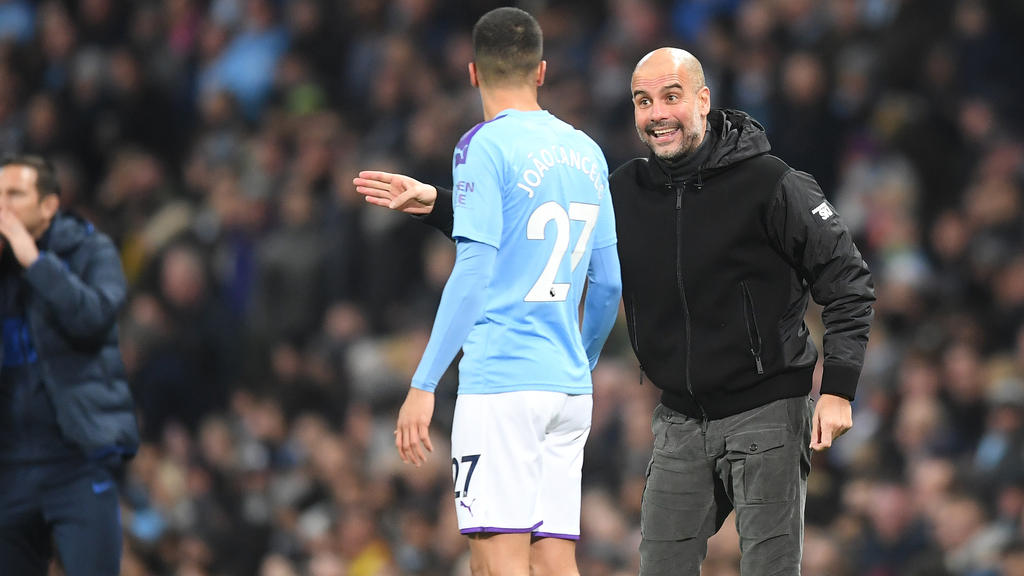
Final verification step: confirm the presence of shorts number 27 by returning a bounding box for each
[452,454,481,498]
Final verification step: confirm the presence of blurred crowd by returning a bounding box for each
[1,0,1023,574]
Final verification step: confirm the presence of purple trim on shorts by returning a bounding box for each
[460,521,543,535]
[532,531,580,541]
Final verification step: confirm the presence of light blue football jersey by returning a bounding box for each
[450,108,616,395]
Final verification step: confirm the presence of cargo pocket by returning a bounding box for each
[641,487,708,541]
[641,457,710,542]
[725,428,797,504]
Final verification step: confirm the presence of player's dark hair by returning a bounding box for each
[0,154,61,197]
[472,7,543,85]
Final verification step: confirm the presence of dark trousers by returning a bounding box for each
[639,396,813,575]
[0,458,121,576]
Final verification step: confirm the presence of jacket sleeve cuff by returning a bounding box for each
[819,363,861,401]
[415,187,454,238]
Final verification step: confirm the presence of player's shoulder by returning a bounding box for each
[543,114,606,165]
[566,127,606,167]
[453,114,514,167]
[456,115,510,148]
[547,112,596,140]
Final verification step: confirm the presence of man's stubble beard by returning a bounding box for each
[640,125,703,161]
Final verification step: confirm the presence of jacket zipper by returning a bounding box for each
[674,182,708,430]
[627,296,645,384]
[740,281,765,375]
[18,321,40,448]
[627,297,640,356]
[26,306,61,444]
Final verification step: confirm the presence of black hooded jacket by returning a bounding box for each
[611,109,874,420]
[424,109,874,421]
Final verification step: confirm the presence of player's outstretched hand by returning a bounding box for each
[396,387,435,467]
[810,393,852,452]
[353,171,438,215]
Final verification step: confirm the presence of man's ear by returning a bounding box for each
[469,62,479,87]
[40,193,59,222]
[536,60,546,86]
[698,85,711,116]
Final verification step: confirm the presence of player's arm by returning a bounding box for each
[581,153,619,370]
[411,239,495,391]
[396,239,497,466]
[581,244,622,370]
[353,171,454,238]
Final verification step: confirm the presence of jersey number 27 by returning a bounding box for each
[525,201,599,302]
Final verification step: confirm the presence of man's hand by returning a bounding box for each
[810,394,853,451]
[0,208,40,268]
[395,387,435,466]
[353,171,437,215]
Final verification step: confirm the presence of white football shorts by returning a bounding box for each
[450,390,592,540]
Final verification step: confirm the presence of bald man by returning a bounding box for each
[355,47,876,575]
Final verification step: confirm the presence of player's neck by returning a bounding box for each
[479,86,542,121]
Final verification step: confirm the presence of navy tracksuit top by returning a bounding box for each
[0,236,78,462]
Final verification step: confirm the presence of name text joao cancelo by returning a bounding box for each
[516,146,605,198]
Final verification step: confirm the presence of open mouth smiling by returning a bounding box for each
[649,126,679,140]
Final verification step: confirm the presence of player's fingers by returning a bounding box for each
[357,170,394,184]
[355,185,393,202]
[353,178,392,194]
[420,425,433,454]
[361,194,392,208]
[388,188,423,210]
[395,427,408,463]
[407,427,424,466]
[400,427,417,465]
[353,180,392,196]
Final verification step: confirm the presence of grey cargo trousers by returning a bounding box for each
[639,396,813,575]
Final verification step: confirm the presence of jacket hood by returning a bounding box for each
[704,108,771,169]
[45,212,95,255]
[646,108,771,185]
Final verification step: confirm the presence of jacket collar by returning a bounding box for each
[644,108,772,187]
[42,212,94,255]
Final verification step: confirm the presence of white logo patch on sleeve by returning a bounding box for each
[811,201,835,221]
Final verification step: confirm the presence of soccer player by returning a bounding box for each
[358,8,621,576]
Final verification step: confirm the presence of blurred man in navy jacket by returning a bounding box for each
[0,155,138,576]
